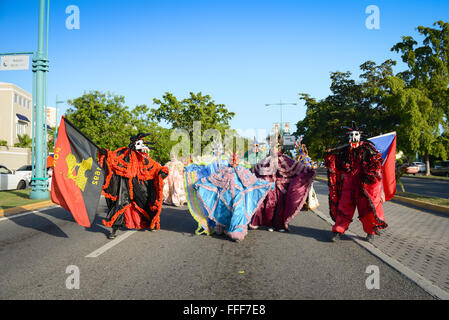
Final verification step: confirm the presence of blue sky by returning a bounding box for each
[1,0,449,139]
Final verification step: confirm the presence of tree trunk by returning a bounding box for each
[425,152,431,176]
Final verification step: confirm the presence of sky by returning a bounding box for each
[1,0,449,140]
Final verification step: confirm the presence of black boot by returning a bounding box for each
[331,232,341,242]
[108,227,118,239]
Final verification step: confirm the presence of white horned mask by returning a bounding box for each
[343,121,364,149]
[135,139,149,153]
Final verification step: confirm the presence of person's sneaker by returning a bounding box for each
[233,239,241,243]
[331,232,341,242]
[267,227,274,232]
[366,234,375,242]
[278,229,286,233]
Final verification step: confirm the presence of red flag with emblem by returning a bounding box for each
[51,116,104,227]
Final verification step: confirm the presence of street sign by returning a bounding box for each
[0,55,30,70]
[283,135,296,146]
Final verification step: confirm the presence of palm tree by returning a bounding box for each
[14,134,32,148]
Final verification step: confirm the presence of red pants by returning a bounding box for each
[332,172,385,235]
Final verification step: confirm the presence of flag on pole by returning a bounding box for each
[368,132,397,201]
[51,116,104,227]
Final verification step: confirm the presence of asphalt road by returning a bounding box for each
[0,198,433,300]
[398,176,449,199]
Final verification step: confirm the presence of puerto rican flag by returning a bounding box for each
[368,132,397,201]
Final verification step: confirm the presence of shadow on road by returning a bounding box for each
[9,213,69,238]
[287,224,336,243]
[160,206,197,235]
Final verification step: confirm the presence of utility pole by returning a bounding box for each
[265,100,298,135]
[30,0,50,199]
[55,95,65,142]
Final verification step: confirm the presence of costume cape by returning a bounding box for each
[194,162,274,241]
[99,146,169,230]
[251,152,316,231]
[163,158,187,206]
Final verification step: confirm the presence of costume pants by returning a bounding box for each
[332,172,385,235]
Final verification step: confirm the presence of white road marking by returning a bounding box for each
[0,206,59,222]
[312,207,449,300]
[85,230,137,258]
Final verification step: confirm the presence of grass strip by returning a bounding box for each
[0,189,49,210]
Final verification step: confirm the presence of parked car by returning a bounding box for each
[411,161,426,173]
[431,160,449,177]
[404,163,419,175]
[15,165,32,186]
[0,165,30,191]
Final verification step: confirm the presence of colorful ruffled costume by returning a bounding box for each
[325,141,387,237]
[99,133,169,238]
[184,154,229,235]
[295,140,319,210]
[194,154,274,241]
[325,122,389,242]
[250,151,316,231]
[163,157,187,207]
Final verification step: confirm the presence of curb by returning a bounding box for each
[313,176,449,215]
[391,196,449,215]
[0,200,55,218]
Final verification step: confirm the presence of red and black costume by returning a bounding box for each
[99,133,169,238]
[324,123,387,241]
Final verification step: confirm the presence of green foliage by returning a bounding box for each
[66,91,135,151]
[150,92,236,154]
[14,134,32,148]
[0,140,8,148]
[64,90,238,164]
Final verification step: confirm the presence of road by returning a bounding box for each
[0,197,434,301]
[316,168,449,199]
[398,176,449,199]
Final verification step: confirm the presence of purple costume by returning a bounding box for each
[250,152,316,231]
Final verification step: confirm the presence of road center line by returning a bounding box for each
[85,230,137,258]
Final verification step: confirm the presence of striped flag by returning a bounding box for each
[368,132,397,201]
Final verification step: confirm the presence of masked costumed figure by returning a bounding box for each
[295,139,319,210]
[99,133,169,239]
[184,143,229,236]
[250,133,316,232]
[325,122,387,242]
[194,152,274,242]
[163,153,187,207]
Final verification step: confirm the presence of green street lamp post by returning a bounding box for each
[30,0,50,199]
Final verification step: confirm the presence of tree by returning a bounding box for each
[65,91,175,164]
[150,92,236,155]
[391,21,449,174]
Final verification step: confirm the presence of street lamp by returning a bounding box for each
[55,95,65,142]
[30,0,50,199]
[265,100,298,135]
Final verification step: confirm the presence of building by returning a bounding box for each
[0,82,33,146]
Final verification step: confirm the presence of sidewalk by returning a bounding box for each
[312,179,449,298]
